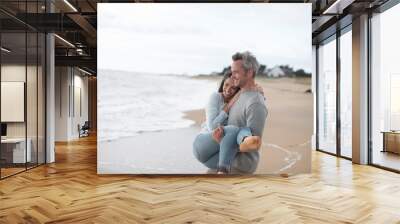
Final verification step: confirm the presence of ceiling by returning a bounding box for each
[0,0,393,75]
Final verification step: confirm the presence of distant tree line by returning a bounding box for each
[208,64,311,78]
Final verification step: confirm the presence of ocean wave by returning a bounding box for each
[98,70,217,141]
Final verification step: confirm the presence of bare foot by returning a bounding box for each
[239,136,261,152]
[216,167,229,174]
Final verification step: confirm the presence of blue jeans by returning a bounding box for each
[193,125,253,171]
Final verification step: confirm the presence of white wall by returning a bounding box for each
[1,65,39,138]
[55,66,70,141]
[1,63,46,164]
[55,67,89,141]
[71,72,89,138]
[1,65,26,132]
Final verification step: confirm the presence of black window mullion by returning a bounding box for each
[336,29,341,157]
[367,11,373,165]
[36,0,39,167]
[0,28,2,179]
[24,0,28,171]
[316,45,320,151]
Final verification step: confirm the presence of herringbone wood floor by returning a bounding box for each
[1,135,400,223]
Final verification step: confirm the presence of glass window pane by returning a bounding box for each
[27,31,38,169]
[38,33,45,165]
[0,1,46,179]
[1,32,27,177]
[371,3,400,171]
[318,37,337,154]
[340,30,352,158]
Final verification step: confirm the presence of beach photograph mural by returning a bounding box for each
[97,3,312,174]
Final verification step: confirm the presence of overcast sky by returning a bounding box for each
[98,3,311,75]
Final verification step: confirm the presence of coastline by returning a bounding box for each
[183,76,312,174]
[98,76,312,175]
[183,109,205,127]
[98,125,209,174]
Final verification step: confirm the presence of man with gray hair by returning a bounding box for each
[193,51,268,173]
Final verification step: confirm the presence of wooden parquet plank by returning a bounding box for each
[0,134,399,223]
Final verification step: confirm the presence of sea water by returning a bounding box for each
[98,70,217,142]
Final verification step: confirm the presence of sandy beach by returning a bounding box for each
[98,74,313,175]
[185,76,313,174]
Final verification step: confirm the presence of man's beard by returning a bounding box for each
[235,78,246,88]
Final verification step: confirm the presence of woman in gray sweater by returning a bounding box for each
[196,71,263,174]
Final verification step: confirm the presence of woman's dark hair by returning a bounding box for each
[217,69,240,96]
[218,70,232,93]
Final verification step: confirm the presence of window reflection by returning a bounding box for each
[340,30,352,158]
[318,37,337,154]
[371,3,400,171]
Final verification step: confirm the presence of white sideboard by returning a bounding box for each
[1,138,32,163]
